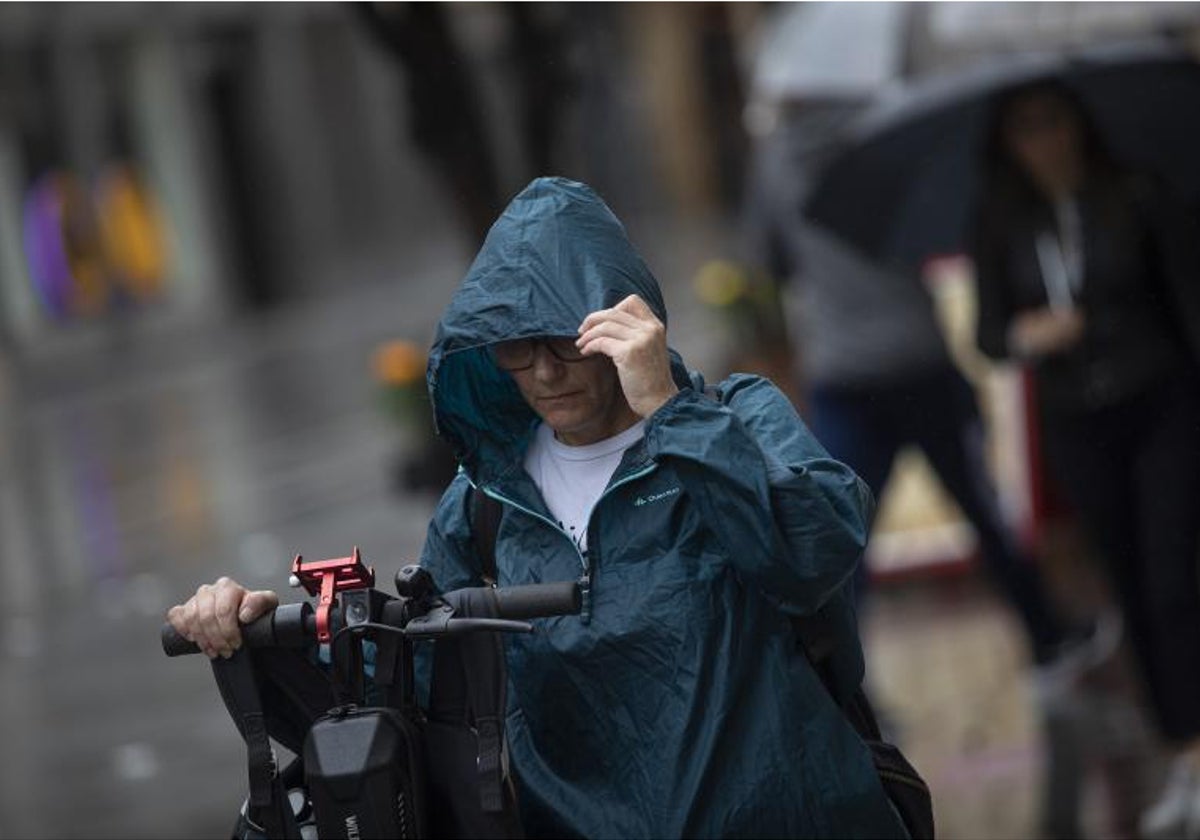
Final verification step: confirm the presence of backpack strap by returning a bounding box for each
[429,582,510,814]
[427,486,507,814]
[448,586,509,813]
[471,486,503,585]
[211,653,303,839]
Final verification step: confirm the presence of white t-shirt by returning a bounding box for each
[522,420,646,553]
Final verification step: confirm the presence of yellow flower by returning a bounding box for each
[372,340,426,386]
[694,260,749,308]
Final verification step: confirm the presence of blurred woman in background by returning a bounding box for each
[972,79,1200,839]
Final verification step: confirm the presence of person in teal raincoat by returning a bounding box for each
[420,177,904,838]
[168,177,907,838]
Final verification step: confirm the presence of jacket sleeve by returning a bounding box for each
[1140,181,1200,368]
[418,472,485,594]
[643,376,874,616]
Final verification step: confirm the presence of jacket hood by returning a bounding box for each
[427,177,676,482]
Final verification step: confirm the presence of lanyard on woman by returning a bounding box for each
[1035,197,1085,313]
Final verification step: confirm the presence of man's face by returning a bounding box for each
[497,337,638,446]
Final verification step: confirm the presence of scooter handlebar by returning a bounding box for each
[160,602,312,658]
[161,581,581,657]
[492,581,581,621]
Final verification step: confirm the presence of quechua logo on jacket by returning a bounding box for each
[633,487,680,507]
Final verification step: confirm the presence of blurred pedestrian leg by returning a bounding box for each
[808,367,1081,665]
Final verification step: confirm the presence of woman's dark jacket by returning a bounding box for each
[973,175,1200,415]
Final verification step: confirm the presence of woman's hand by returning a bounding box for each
[166,577,279,659]
[1008,307,1085,359]
[577,294,678,417]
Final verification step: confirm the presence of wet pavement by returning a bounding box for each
[0,273,453,839]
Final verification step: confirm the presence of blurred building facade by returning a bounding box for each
[0,3,410,345]
[0,2,760,359]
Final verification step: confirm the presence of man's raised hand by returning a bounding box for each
[577,294,678,417]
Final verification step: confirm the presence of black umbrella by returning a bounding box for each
[802,41,1200,273]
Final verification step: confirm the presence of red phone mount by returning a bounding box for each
[291,547,376,644]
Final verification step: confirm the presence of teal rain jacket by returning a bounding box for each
[421,178,905,838]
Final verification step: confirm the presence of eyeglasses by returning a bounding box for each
[491,337,588,371]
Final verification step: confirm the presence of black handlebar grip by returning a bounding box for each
[239,611,280,649]
[493,581,581,620]
[160,609,294,658]
[161,623,201,657]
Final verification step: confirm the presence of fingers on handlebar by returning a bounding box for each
[184,577,249,659]
[205,578,240,657]
[239,590,280,624]
[164,602,192,646]
[166,595,208,656]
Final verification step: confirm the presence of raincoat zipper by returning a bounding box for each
[579,461,659,622]
[478,460,658,624]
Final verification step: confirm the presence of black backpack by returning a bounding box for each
[469,474,934,840]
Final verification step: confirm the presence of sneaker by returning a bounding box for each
[1033,608,1124,699]
[1140,754,1200,839]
